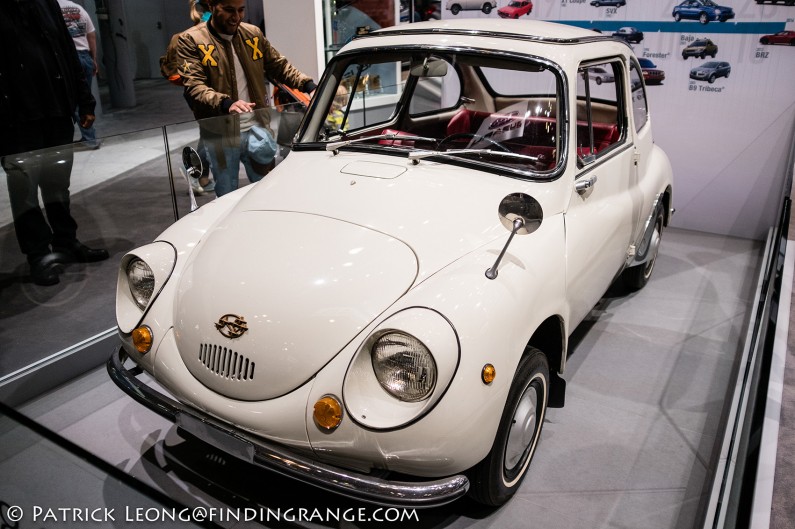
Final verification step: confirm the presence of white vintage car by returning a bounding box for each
[110,19,673,508]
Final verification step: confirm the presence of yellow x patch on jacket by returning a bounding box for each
[245,37,263,60]
[199,44,217,66]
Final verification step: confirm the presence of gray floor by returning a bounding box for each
[5,227,761,529]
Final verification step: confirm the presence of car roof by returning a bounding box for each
[341,19,631,62]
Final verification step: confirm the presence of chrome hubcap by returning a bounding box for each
[505,382,538,470]
[643,225,661,279]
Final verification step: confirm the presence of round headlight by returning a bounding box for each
[371,332,437,402]
[127,258,155,310]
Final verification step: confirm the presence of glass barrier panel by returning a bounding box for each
[166,104,307,215]
[0,127,177,381]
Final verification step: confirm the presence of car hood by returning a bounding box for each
[172,152,527,401]
[174,210,419,401]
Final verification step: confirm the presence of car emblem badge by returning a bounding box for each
[215,314,248,339]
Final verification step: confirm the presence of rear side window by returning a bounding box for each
[576,60,624,165]
[629,60,648,132]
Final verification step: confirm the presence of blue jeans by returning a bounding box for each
[204,130,263,197]
[76,50,98,146]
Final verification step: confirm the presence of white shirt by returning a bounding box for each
[57,0,95,52]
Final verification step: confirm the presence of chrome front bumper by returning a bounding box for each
[107,347,469,508]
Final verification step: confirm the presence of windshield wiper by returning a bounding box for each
[326,134,438,154]
[407,148,541,165]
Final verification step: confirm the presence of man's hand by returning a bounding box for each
[79,114,96,128]
[229,100,256,113]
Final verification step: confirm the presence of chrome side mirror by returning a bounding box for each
[182,146,203,179]
[486,193,543,280]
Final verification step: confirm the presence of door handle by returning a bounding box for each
[575,175,598,195]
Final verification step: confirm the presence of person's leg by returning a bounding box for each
[40,117,108,263]
[41,119,78,249]
[205,140,241,197]
[3,154,53,261]
[196,137,214,190]
[1,119,67,284]
[75,51,99,148]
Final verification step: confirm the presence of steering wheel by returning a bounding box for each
[438,133,511,153]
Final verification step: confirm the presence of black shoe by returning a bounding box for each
[53,242,110,263]
[30,253,64,286]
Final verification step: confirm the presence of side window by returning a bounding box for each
[629,60,648,132]
[335,60,404,133]
[576,60,624,165]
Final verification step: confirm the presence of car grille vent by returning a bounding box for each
[198,344,255,381]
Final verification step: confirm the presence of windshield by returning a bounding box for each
[297,50,564,178]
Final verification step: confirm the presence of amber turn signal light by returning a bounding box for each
[132,326,153,354]
[482,364,496,384]
[313,395,343,431]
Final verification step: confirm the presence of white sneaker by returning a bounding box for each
[190,177,206,195]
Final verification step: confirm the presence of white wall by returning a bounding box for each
[262,0,325,83]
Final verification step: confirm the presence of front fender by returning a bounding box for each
[304,212,567,476]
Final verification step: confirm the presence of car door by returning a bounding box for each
[564,58,636,325]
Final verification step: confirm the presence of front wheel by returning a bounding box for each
[450,4,461,14]
[699,12,709,24]
[469,348,549,506]
[674,12,682,21]
[622,211,663,291]
[708,74,716,83]
[482,3,493,13]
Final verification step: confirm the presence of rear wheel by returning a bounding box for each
[699,12,709,24]
[482,3,493,13]
[450,4,461,14]
[469,348,549,506]
[623,211,663,291]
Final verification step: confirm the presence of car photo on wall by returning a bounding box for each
[689,61,731,83]
[755,0,795,4]
[672,0,735,24]
[590,0,626,7]
[498,0,533,18]
[638,58,665,85]
[759,31,795,45]
[682,38,718,59]
[612,27,644,43]
[587,66,615,84]
[446,0,496,14]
